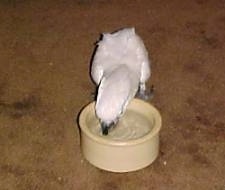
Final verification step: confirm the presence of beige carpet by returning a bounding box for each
[0,0,224,189]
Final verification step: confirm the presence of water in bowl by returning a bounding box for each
[89,110,153,141]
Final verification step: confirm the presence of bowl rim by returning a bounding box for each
[79,99,162,146]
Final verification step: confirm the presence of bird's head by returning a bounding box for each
[100,121,116,135]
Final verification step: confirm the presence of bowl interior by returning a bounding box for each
[79,99,162,146]
[87,107,153,141]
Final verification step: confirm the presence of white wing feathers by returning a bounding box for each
[96,65,139,124]
[91,28,151,124]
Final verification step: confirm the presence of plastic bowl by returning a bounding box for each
[78,99,162,173]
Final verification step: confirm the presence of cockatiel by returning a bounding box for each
[91,28,151,135]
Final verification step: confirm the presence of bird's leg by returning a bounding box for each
[136,82,154,101]
[90,87,98,100]
[91,91,96,100]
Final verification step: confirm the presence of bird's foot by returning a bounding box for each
[135,85,154,101]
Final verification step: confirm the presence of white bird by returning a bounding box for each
[91,28,151,135]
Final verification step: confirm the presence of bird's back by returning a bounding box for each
[91,28,150,84]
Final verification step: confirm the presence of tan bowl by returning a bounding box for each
[78,99,162,173]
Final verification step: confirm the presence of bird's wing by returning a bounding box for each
[91,45,104,85]
[134,34,151,83]
[91,61,103,85]
[140,58,151,84]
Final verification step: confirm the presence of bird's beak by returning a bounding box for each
[101,122,115,135]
